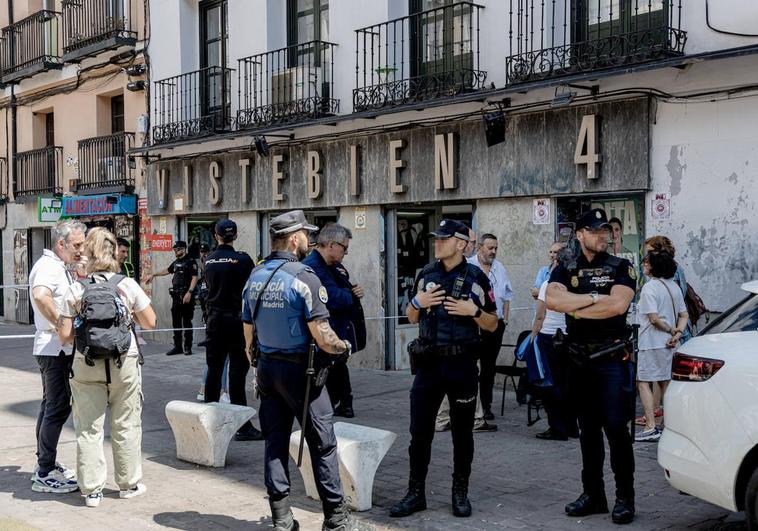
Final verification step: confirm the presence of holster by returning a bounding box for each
[565,339,631,368]
[407,337,434,375]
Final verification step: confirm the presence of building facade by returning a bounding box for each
[136,0,758,370]
[0,0,149,323]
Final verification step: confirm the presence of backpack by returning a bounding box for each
[75,274,133,367]
[684,282,709,328]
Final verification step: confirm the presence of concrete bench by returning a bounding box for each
[289,421,396,511]
[165,400,256,467]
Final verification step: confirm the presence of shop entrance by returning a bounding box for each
[187,218,223,259]
[81,216,140,280]
[386,204,473,370]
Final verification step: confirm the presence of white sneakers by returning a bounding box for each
[119,483,147,499]
[85,492,103,507]
[31,467,78,494]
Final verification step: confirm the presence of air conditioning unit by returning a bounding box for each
[270,66,323,105]
[97,156,124,181]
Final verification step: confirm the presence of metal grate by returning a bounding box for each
[77,132,135,192]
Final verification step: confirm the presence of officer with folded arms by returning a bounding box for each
[390,219,498,519]
[242,210,373,531]
[546,208,637,525]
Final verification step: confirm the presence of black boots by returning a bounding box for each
[270,497,299,531]
[235,423,264,441]
[322,501,374,530]
[451,475,472,517]
[389,480,427,517]
[612,498,635,524]
[565,493,609,516]
[166,346,183,356]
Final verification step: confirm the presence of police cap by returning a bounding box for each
[199,243,210,252]
[173,240,187,249]
[270,210,318,235]
[215,218,237,238]
[576,208,612,231]
[429,219,470,241]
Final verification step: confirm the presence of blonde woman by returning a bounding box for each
[58,227,156,507]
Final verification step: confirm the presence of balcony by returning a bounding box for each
[0,10,63,84]
[62,0,138,63]
[237,41,338,129]
[505,0,686,85]
[153,66,234,145]
[0,157,7,203]
[14,146,63,200]
[354,2,486,112]
[75,132,134,194]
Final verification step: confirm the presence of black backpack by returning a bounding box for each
[75,274,133,367]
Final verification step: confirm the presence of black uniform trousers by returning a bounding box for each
[409,354,478,482]
[535,333,577,438]
[35,352,73,475]
[170,292,195,350]
[204,311,253,428]
[478,319,506,411]
[325,360,353,408]
[257,356,343,507]
[569,355,635,500]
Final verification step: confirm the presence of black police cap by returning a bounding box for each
[215,218,237,238]
[173,240,187,249]
[576,208,612,231]
[429,219,470,241]
[199,243,210,252]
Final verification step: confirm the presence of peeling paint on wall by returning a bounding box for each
[666,145,685,197]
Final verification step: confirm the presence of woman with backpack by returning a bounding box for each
[58,227,157,507]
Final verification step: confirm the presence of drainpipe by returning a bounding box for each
[8,0,16,203]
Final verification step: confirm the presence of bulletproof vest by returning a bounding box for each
[418,262,481,347]
[248,260,312,355]
[171,257,195,289]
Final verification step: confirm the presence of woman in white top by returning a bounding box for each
[635,251,688,442]
[58,228,157,507]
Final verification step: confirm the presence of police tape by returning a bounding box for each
[0,284,30,289]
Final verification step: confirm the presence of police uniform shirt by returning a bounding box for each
[549,252,637,343]
[413,259,496,347]
[168,255,198,291]
[242,251,330,355]
[204,244,254,312]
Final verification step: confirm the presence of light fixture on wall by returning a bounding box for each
[127,80,146,92]
[482,98,509,147]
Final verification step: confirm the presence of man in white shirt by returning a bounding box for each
[468,233,513,420]
[29,219,86,494]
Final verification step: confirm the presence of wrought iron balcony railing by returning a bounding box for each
[0,10,63,83]
[153,66,234,145]
[76,132,134,193]
[354,2,486,112]
[14,146,63,199]
[0,157,8,203]
[505,0,686,85]
[237,41,338,129]
[62,0,138,62]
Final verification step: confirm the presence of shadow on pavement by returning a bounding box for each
[154,511,271,529]
[0,466,82,508]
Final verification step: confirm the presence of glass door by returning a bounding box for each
[200,0,229,130]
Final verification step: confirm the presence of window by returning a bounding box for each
[579,0,667,46]
[410,0,473,78]
[702,294,758,335]
[200,0,228,69]
[110,95,124,134]
[288,0,329,46]
[45,113,55,147]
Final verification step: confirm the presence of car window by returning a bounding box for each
[701,293,758,335]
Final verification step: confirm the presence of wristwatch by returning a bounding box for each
[343,339,352,356]
[590,291,600,304]
[474,307,483,318]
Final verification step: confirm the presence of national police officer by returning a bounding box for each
[545,208,637,525]
[148,240,198,356]
[390,219,498,519]
[242,210,372,531]
[203,219,262,441]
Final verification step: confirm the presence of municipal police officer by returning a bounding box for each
[203,219,262,441]
[545,208,637,525]
[242,210,372,531]
[390,219,498,519]
[148,240,198,356]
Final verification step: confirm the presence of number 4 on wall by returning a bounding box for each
[574,114,602,180]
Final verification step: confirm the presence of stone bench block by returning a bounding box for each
[289,421,397,511]
[165,400,256,467]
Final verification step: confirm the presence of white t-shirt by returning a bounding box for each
[638,278,687,351]
[61,273,151,358]
[538,280,566,335]
[29,249,74,356]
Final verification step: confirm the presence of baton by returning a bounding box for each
[297,341,316,467]
[629,324,640,442]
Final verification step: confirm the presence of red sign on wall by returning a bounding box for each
[151,234,174,252]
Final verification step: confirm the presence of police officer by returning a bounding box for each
[390,219,498,519]
[196,243,211,349]
[203,219,262,441]
[302,222,365,418]
[148,240,198,356]
[242,210,372,531]
[545,208,637,525]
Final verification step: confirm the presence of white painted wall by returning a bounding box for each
[648,95,758,312]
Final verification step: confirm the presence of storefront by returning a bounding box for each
[147,97,651,369]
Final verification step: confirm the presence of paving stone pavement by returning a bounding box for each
[0,323,746,530]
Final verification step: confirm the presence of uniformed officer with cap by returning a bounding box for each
[390,218,498,519]
[242,210,373,531]
[203,219,262,441]
[546,208,637,525]
[148,240,198,356]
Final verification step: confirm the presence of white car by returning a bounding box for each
[658,280,758,529]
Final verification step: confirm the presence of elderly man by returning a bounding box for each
[468,233,513,420]
[303,223,365,418]
[29,219,86,493]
